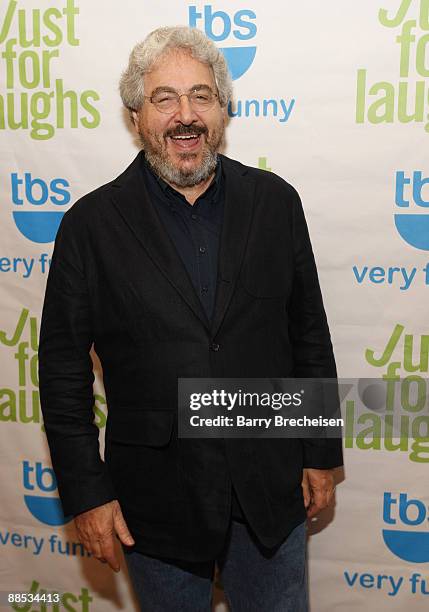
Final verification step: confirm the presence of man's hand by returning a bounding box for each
[74,499,135,571]
[301,468,336,519]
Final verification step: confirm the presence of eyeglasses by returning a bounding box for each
[144,86,219,114]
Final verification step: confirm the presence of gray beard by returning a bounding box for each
[139,134,220,188]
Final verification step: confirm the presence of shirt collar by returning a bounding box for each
[142,153,222,209]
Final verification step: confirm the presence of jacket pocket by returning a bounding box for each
[108,409,174,447]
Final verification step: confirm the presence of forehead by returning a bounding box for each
[144,49,216,93]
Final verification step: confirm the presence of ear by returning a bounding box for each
[130,110,140,132]
[221,104,229,127]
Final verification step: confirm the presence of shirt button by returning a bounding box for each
[210,342,220,351]
[199,246,206,254]
[191,214,198,220]
[201,286,208,294]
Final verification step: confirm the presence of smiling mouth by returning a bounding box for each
[170,134,201,141]
[168,133,204,152]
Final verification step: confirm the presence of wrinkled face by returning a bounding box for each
[132,49,227,188]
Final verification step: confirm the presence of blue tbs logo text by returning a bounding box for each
[23,460,72,526]
[11,173,70,243]
[189,5,257,80]
[395,170,429,250]
[382,492,429,563]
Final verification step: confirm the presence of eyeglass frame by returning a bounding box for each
[142,85,220,114]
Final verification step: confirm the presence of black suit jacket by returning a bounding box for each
[39,151,343,561]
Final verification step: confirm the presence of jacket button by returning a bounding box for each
[210,342,220,351]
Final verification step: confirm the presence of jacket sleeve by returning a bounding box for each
[287,186,343,469]
[38,209,116,516]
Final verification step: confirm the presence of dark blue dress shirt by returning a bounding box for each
[142,156,223,322]
[141,155,245,522]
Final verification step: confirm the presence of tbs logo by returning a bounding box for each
[23,461,72,526]
[382,492,429,563]
[189,5,257,80]
[395,170,429,250]
[11,173,70,243]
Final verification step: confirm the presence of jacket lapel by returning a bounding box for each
[110,152,211,330]
[110,151,255,337]
[210,156,255,338]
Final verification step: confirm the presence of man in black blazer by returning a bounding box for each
[39,25,342,611]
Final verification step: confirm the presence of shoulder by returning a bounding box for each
[61,152,143,228]
[220,154,300,202]
[220,154,303,223]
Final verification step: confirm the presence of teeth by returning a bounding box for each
[172,135,199,140]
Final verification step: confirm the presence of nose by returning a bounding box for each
[175,94,198,125]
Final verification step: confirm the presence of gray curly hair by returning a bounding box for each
[119,26,233,112]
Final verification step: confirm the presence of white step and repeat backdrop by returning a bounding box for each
[1,1,429,610]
